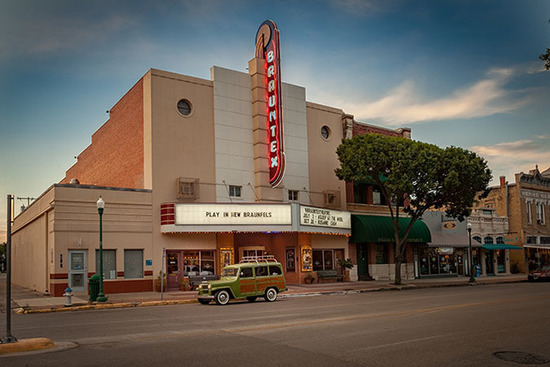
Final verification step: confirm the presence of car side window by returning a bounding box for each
[269,266,282,275]
[255,266,268,277]
[240,268,253,278]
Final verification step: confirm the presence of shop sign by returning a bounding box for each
[300,206,351,229]
[174,204,291,225]
[256,20,285,187]
[521,189,550,200]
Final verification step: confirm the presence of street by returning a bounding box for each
[2,282,550,366]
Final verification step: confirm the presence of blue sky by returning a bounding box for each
[1,0,549,241]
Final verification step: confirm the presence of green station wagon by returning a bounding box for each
[197,256,287,305]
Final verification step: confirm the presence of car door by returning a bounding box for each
[254,265,269,294]
[238,267,256,297]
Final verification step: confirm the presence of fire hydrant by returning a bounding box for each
[63,287,73,307]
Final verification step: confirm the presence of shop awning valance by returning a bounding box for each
[482,244,523,250]
[351,215,431,243]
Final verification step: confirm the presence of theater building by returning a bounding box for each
[11,21,414,296]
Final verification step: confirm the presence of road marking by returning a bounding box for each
[346,333,454,352]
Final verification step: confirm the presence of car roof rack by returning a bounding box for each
[239,255,277,264]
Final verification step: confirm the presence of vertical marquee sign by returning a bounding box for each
[255,20,285,187]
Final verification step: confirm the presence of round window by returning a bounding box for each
[321,126,331,140]
[177,99,192,116]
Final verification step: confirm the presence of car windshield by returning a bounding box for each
[541,266,550,271]
[221,268,238,277]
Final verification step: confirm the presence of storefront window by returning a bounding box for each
[124,249,143,279]
[243,249,264,258]
[183,250,215,276]
[313,249,339,270]
[375,244,388,264]
[418,247,458,276]
[96,249,116,279]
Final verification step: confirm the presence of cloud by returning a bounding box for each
[0,9,138,60]
[340,67,532,125]
[471,135,550,184]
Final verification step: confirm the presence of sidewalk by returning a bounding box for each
[1,273,527,314]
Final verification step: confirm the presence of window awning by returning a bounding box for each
[351,215,431,243]
[482,244,523,250]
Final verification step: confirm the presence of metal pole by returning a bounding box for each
[96,206,107,302]
[468,226,475,283]
[2,194,17,344]
[160,248,165,301]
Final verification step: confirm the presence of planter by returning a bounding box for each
[154,279,167,292]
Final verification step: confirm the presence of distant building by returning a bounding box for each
[475,167,550,273]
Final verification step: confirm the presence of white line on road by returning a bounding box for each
[346,333,455,352]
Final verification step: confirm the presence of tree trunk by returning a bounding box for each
[394,255,402,285]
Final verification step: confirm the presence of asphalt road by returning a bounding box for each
[2,282,550,367]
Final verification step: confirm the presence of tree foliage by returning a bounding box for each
[335,134,492,284]
[540,48,550,70]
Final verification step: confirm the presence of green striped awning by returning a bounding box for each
[351,215,431,243]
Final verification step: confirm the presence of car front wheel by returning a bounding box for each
[215,290,231,305]
[264,287,278,302]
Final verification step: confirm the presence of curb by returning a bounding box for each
[17,299,198,314]
[0,338,55,355]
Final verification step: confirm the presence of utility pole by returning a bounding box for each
[1,194,17,344]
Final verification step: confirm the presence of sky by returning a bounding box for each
[1,0,549,242]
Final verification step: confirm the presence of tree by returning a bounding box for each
[541,19,550,70]
[335,134,492,285]
[540,48,550,70]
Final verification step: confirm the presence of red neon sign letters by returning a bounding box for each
[256,20,285,187]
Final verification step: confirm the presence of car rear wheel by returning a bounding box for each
[264,287,278,302]
[215,290,230,305]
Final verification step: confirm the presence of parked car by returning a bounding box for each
[197,256,287,305]
[528,265,550,282]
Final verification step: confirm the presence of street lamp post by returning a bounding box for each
[96,197,108,302]
[467,222,475,283]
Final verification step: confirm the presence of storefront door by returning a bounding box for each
[356,244,370,280]
[485,251,495,275]
[68,250,87,292]
[167,252,180,290]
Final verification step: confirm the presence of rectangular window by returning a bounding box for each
[536,202,545,225]
[375,244,388,264]
[313,249,337,270]
[254,266,268,277]
[124,250,143,279]
[353,183,368,204]
[183,250,215,276]
[527,201,532,224]
[95,249,116,279]
[288,190,299,201]
[229,185,241,198]
[373,189,382,205]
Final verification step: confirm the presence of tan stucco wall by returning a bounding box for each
[146,69,217,272]
[306,102,346,209]
[11,188,54,293]
[12,185,153,295]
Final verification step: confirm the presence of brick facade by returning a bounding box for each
[61,79,144,189]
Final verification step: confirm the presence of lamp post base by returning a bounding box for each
[96,293,108,302]
[468,276,476,283]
